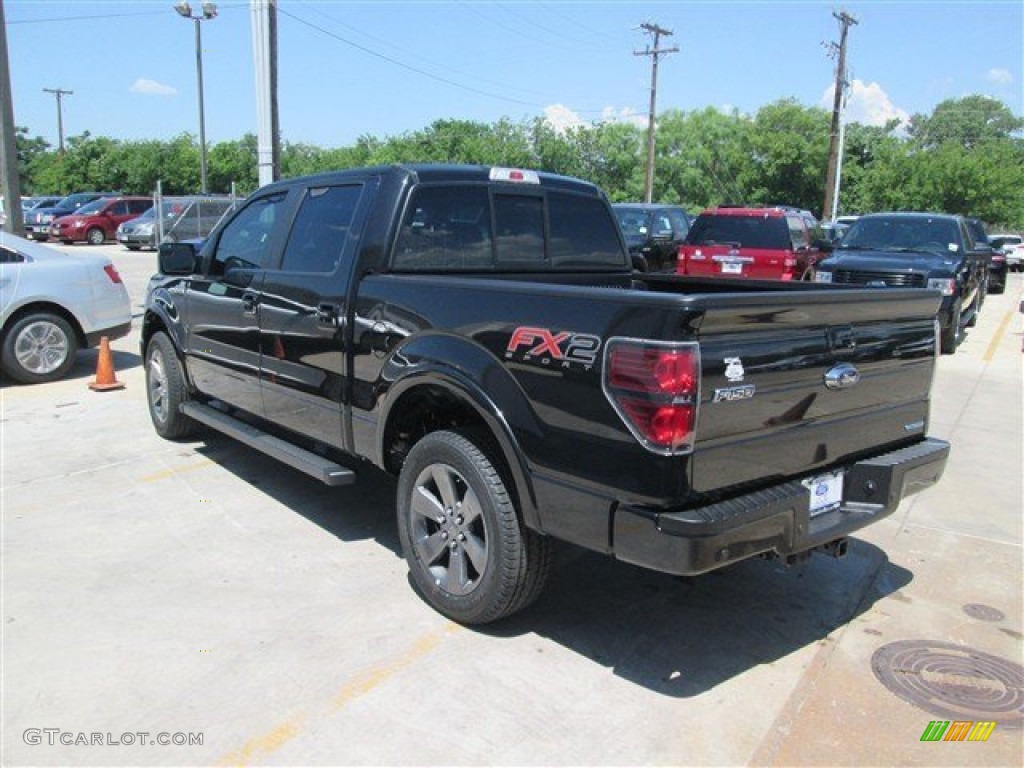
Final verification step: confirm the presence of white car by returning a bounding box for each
[1,232,131,384]
[989,234,1023,272]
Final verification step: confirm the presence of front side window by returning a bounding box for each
[281,185,363,273]
[208,192,288,275]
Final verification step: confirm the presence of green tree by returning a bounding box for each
[741,99,830,216]
[907,95,1024,150]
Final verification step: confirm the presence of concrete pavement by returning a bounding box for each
[2,242,1020,766]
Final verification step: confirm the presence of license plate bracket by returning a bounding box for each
[803,470,844,517]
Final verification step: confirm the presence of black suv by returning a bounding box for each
[813,212,989,354]
[612,203,691,272]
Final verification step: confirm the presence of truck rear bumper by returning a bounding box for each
[612,438,950,576]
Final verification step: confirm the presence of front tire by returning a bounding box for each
[397,430,551,624]
[940,299,962,354]
[145,332,196,439]
[86,227,105,245]
[1,312,78,384]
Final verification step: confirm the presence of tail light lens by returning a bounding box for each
[603,339,700,455]
[103,264,123,284]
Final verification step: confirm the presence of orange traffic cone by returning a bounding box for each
[88,336,125,391]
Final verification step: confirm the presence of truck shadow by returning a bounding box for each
[192,435,912,698]
[485,540,912,697]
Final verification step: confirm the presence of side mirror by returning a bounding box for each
[158,241,197,275]
[813,238,835,252]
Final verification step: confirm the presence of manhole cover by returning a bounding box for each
[872,640,1024,728]
[963,603,1006,622]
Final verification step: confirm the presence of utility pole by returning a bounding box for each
[1,0,25,235]
[822,10,857,221]
[43,87,73,154]
[251,0,280,186]
[634,22,678,204]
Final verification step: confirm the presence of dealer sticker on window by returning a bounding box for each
[803,470,844,517]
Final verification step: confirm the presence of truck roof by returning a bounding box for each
[259,164,604,196]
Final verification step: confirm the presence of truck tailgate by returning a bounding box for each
[683,287,940,494]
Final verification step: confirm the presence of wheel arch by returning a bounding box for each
[378,353,543,532]
[1,300,87,348]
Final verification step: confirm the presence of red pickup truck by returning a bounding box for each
[678,206,825,281]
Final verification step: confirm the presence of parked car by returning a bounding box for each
[0,232,131,384]
[49,196,152,245]
[814,212,989,353]
[611,203,692,272]
[989,234,1023,272]
[117,195,236,250]
[22,196,64,223]
[965,218,1004,295]
[678,206,827,280]
[24,192,121,241]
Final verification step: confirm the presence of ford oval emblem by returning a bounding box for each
[824,363,860,390]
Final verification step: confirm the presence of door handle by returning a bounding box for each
[241,292,258,315]
[317,303,341,326]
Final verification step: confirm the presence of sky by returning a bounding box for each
[5,0,1023,150]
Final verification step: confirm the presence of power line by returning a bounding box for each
[294,0,552,103]
[278,7,615,118]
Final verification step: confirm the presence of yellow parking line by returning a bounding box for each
[216,623,460,766]
[983,310,1013,362]
[140,460,214,483]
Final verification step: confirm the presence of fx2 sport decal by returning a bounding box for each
[506,326,602,370]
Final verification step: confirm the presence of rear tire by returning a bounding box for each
[1,312,78,384]
[397,430,551,624]
[145,332,196,439]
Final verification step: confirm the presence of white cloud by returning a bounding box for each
[130,79,176,96]
[986,68,1013,85]
[821,79,909,128]
[543,104,585,133]
[543,104,648,133]
[600,106,647,128]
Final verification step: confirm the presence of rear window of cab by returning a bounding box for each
[391,184,625,271]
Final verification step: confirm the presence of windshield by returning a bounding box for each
[686,214,791,249]
[840,216,960,254]
[614,209,653,239]
[58,193,99,209]
[74,198,110,215]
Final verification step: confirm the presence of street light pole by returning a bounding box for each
[174,2,217,194]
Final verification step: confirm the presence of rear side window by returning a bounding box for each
[281,185,363,273]
[686,214,791,250]
[786,215,809,249]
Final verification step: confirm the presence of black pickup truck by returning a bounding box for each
[143,165,949,624]
[813,212,990,353]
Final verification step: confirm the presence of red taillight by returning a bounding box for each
[103,264,123,284]
[604,340,699,454]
